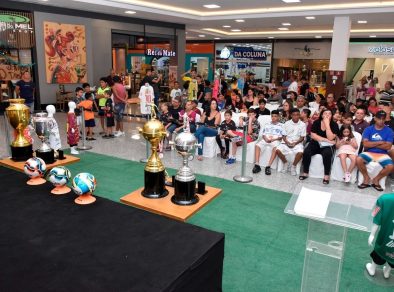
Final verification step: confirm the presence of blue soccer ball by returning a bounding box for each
[24,157,46,179]
[72,173,96,195]
[47,166,71,187]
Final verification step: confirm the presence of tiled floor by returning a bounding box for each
[1,111,387,209]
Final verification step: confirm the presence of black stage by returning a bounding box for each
[0,167,224,291]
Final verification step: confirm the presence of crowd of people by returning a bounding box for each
[69,70,394,191]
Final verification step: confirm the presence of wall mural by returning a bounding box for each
[44,21,87,84]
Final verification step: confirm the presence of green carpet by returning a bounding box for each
[65,151,392,292]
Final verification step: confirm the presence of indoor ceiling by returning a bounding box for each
[14,0,394,39]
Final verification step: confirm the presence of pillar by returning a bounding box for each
[176,29,186,82]
[327,17,351,99]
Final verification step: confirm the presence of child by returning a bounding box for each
[336,124,358,182]
[103,89,115,139]
[159,102,171,152]
[73,87,84,126]
[341,112,355,131]
[78,92,96,141]
[170,81,182,101]
[82,83,98,112]
[216,110,236,159]
[97,77,110,134]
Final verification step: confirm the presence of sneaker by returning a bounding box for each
[230,136,242,143]
[102,135,110,139]
[114,131,125,137]
[225,158,236,165]
[291,165,297,176]
[159,153,164,159]
[109,134,115,138]
[345,172,351,183]
[281,162,288,173]
[265,166,271,175]
[252,164,261,174]
[383,264,391,279]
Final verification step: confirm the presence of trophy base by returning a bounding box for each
[51,185,71,195]
[74,193,96,205]
[27,177,46,185]
[142,170,168,199]
[172,179,199,206]
[36,149,55,164]
[11,145,33,162]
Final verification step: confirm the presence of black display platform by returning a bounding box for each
[36,149,55,164]
[0,167,224,292]
[142,169,169,198]
[11,144,33,161]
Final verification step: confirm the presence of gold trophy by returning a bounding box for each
[139,104,168,198]
[6,99,33,161]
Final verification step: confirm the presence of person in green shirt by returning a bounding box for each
[181,69,198,101]
[366,193,394,279]
[97,77,110,135]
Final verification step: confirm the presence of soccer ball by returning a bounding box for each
[47,166,71,187]
[24,157,46,179]
[72,173,96,196]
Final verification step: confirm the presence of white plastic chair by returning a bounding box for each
[265,103,279,112]
[331,132,362,183]
[277,151,302,175]
[202,136,220,158]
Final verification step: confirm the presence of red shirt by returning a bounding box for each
[112,83,126,104]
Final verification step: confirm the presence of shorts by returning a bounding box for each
[256,139,281,150]
[277,143,304,156]
[359,152,393,168]
[85,119,95,128]
[114,103,126,122]
[370,250,394,268]
[233,131,253,143]
[106,116,115,127]
[98,108,105,116]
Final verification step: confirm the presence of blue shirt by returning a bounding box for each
[362,125,394,154]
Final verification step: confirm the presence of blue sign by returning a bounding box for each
[233,47,267,60]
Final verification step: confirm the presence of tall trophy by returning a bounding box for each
[139,104,168,198]
[5,99,33,161]
[172,117,200,205]
[33,112,55,164]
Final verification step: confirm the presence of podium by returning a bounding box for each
[285,183,375,292]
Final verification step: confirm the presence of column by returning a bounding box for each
[327,17,351,99]
[176,29,186,82]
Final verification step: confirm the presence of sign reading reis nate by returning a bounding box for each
[145,48,176,57]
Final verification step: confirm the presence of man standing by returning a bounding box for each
[219,74,228,96]
[16,71,35,113]
[182,69,198,101]
[151,70,162,107]
[112,76,127,137]
[300,77,311,101]
[357,110,394,191]
[288,75,299,94]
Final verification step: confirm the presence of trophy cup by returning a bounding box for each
[139,104,168,198]
[172,116,200,205]
[6,98,33,161]
[33,112,55,164]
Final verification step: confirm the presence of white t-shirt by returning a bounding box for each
[288,81,298,93]
[139,84,154,115]
[283,120,306,143]
[170,88,182,99]
[262,122,285,139]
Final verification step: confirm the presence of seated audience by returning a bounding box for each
[295,95,308,111]
[352,108,369,135]
[287,91,298,105]
[309,93,324,112]
[176,101,197,133]
[299,109,339,184]
[379,81,394,103]
[191,100,202,116]
[279,98,293,123]
[235,94,244,112]
[166,97,183,137]
[202,91,213,113]
[267,88,283,104]
[357,110,394,191]
[194,99,221,161]
[224,91,238,112]
[326,93,337,111]
[336,124,358,182]
[368,97,379,116]
[273,108,306,176]
[255,99,270,117]
[216,110,237,159]
[301,108,312,139]
[170,81,182,101]
[159,102,171,151]
[217,93,226,111]
[243,89,256,109]
[252,110,285,174]
[341,112,355,131]
[226,108,260,165]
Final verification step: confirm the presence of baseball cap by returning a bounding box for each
[375,110,387,119]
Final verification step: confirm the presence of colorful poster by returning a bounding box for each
[44,21,87,84]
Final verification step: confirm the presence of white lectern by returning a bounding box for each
[285,183,375,292]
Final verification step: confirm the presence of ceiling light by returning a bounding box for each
[268,37,275,39]
[214,37,221,40]
[203,4,221,9]
[198,34,205,37]
[231,29,242,32]
[282,23,291,26]
[305,16,315,20]
[235,19,245,23]
[223,25,231,28]
[369,35,377,38]
[125,10,136,14]
[315,36,322,38]
[282,0,301,3]
[358,20,368,24]
[278,27,289,31]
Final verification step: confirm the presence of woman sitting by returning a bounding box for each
[194,99,221,161]
[279,98,294,123]
[243,89,258,109]
[299,109,339,184]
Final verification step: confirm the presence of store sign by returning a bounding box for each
[233,47,267,60]
[0,13,33,32]
[145,48,176,57]
[367,45,394,55]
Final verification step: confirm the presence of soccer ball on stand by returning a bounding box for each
[24,157,47,185]
[72,172,97,205]
[47,166,72,195]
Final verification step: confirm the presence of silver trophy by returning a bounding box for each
[171,116,201,205]
[33,113,52,153]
